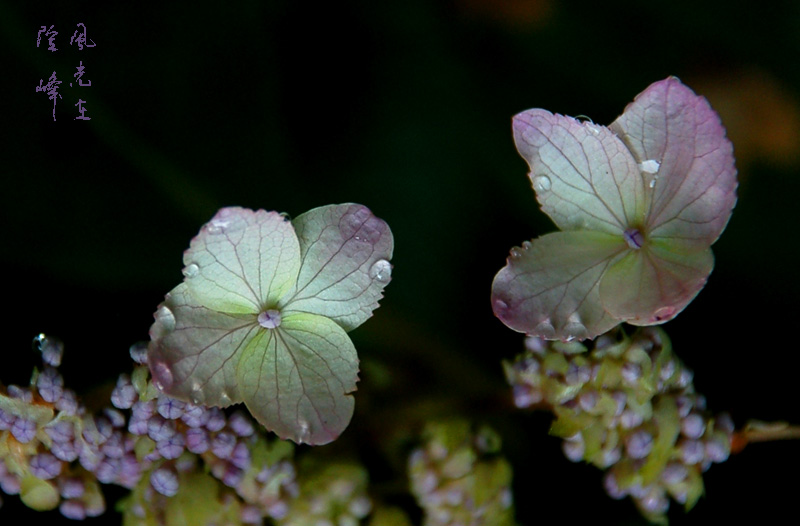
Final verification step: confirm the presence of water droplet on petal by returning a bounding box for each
[297,419,310,444]
[153,305,176,337]
[150,359,174,392]
[493,298,509,316]
[648,175,659,189]
[369,259,392,283]
[257,309,282,329]
[563,320,588,342]
[207,218,230,234]
[510,248,522,259]
[532,175,552,192]
[534,320,555,339]
[182,263,199,278]
[639,160,660,174]
[521,240,532,250]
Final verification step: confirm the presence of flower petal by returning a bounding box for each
[237,312,358,445]
[183,207,302,314]
[513,109,645,234]
[600,240,713,325]
[281,204,394,331]
[147,283,256,406]
[491,231,628,341]
[609,77,737,246]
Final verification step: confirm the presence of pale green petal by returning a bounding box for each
[600,240,714,325]
[183,207,301,314]
[148,283,255,406]
[491,231,628,341]
[609,77,737,245]
[513,109,645,234]
[281,204,394,331]
[237,312,358,445]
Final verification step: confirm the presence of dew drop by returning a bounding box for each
[182,263,199,279]
[369,259,392,283]
[206,218,230,234]
[154,305,176,336]
[257,309,282,329]
[563,320,588,342]
[521,240,532,250]
[639,160,660,174]
[510,248,522,259]
[623,228,644,249]
[532,175,552,192]
[534,320,555,339]
[648,175,659,189]
[297,419,310,444]
[493,298,509,315]
[150,359,174,392]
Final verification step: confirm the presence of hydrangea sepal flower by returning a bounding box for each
[148,204,394,445]
[492,77,737,341]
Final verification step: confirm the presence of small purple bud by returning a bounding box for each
[638,488,669,514]
[157,433,186,460]
[131,400,155,420]
[0,408,14,430]
[221,464,244,488]
[51,440,79,462]
[715,413,735,434]
[205,408,226,432]
[129,342,148,364]
[241,504,263,524]
[603,471,627,500]
[578,390,598,411]
[681,413,706,439]
[705,434,731,463]
[11,417,37,443]
[230,441,251,469]
[79,447,103,472]
[45,420,75,442]
[147,415,177,442]
[623,228,644,249]
[611,391,627,416]
[211,431,237,459]
[55,389,79,415]
[36,367,64,403]
[565,363,591,385]
[157,396,185,420]
[104,408,127,429]
[228,411,255,437]
[101,432,126,458]
[8,385,33,402]
[661,462,688,485]
[36,334,64,367]
[621,362,642,385]
[30,453,62,479]
[186,427,210,454]
[626,430,654,459]
[60,477,85,499]
[60,500,87,520]
[680,439,705,465]
[118,453,143,488]
[111,374,137,409]
[151,466,179,496]
[0,472,21,495]
[181,403,209,428]
[95,456,122,483]
[512,384,542,408]
[562,439,584,462]
[620,409,644,429]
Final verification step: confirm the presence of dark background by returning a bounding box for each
[2,0,799,524]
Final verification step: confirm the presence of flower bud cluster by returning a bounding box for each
[1,335,299,524]
[504,327,733,522]
[277,460,372,526]
[409,420,514,526]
